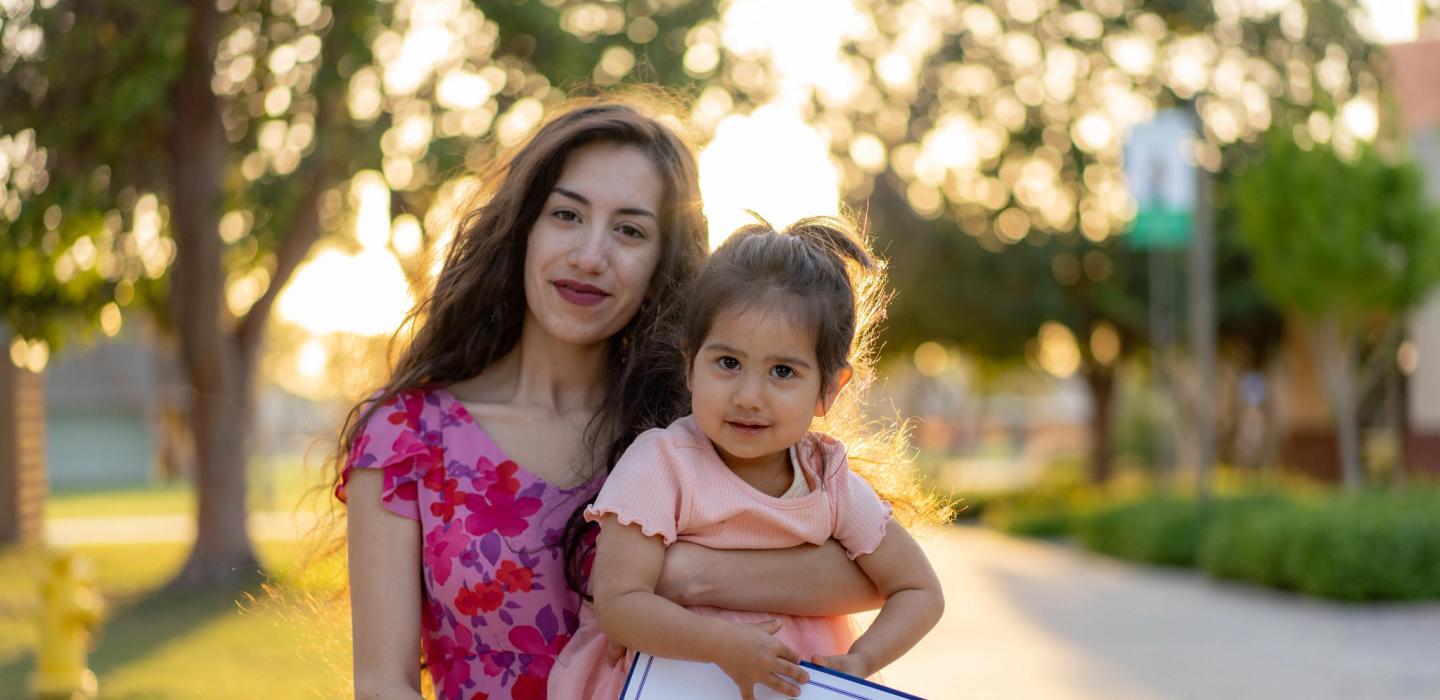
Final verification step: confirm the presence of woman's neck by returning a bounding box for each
[457,315,609,414]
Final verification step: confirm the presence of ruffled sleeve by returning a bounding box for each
[583,428,691,545]
[819,437,894,560]
[335,391,439,521]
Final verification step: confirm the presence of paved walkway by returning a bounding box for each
[876,526,1440,699]
[44,512,319,545]
[43,517,1440,699]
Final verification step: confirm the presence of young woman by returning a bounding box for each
[334,101,883,700]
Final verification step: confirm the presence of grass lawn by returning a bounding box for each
[0,539,351,699]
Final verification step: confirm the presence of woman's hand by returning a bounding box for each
[712,619,809,700]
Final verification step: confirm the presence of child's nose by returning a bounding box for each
[733,373,764,409]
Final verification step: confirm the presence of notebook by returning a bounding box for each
[620,652,925,699]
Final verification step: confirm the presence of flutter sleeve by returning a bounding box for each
[335,391,439,521]
[822,438,895,560]
[584,429,691,545]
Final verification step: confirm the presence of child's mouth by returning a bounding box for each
[726,420,769,435]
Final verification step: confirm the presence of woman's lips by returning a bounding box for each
[552,280,609,307]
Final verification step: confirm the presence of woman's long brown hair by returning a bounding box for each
[327,98,708,595]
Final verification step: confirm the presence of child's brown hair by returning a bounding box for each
[683,215,949,526]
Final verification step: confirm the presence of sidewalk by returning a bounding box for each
[877,526,1440,699]
[44,512,320,545]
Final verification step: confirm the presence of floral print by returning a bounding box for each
[338,389,600,700]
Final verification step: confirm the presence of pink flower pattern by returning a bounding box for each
[338,389,600,700]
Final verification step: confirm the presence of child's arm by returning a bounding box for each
[591,514,811,699]
[812,521,944,678]
[656,539,883,616]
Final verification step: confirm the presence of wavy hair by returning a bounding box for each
[325,98,708,595]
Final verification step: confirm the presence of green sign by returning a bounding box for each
[1127,206,1193,248]
[1123,109,1197,249]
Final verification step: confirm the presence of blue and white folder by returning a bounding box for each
[620,652,925,700]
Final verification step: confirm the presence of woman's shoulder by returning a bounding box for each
[352,387,473,451]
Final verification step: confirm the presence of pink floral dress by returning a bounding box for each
[337,388,602,700]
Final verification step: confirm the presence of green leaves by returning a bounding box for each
[1234,130,1440,324]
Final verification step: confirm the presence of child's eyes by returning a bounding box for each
[771,365,796,379]
[717,356,740,371]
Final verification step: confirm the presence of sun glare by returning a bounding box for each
[1359,0,1419,44]
[275,173,413,338]
[698,105,842,248]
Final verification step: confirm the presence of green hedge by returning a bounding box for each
[974,486,1100,538]
[1079,497,1205,566]
[1073,490,1440,601]
[1198,493,1440,601]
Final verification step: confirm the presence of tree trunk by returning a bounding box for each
[1082,363,1116,485]
[1307,316,1364,490]
[0,352,46,547]
[167,0,260,587]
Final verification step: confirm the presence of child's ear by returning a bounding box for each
[814,365,853,418]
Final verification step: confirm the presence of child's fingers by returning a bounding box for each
[811,654,834,669]
[773,658,809,685]
[754,618,783,635]
[762,673,802,698]
[775,641,800,664]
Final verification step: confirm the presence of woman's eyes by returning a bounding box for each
[550,209,646,239]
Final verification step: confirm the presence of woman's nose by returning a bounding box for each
[568,224,608,273]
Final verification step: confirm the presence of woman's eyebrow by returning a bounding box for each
[553,186,656,220]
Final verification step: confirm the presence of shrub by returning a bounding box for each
[1280,494,1440,601]
[1079,497,1207,566]
[1081,493,1287,568]
[1197,500,1306,589]
[978,485,1100,537]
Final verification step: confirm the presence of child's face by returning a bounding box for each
[689,305,835,468]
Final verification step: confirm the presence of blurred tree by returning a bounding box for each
[1233,131,1440,490]
[701,0,1384,482]
[0,0,716,585]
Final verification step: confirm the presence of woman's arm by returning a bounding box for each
[813,521,944,678]
[346,471,426,700]
[592,515,810,699]
[656,539,883,616]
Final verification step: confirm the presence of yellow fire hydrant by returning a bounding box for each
[31,550,103,700]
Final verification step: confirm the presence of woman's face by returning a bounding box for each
[523,141,665,349]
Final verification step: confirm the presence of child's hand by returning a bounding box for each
[713,619,809,699]
[811,652,871,679]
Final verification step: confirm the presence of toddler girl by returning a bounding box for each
[549,217,944,699]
